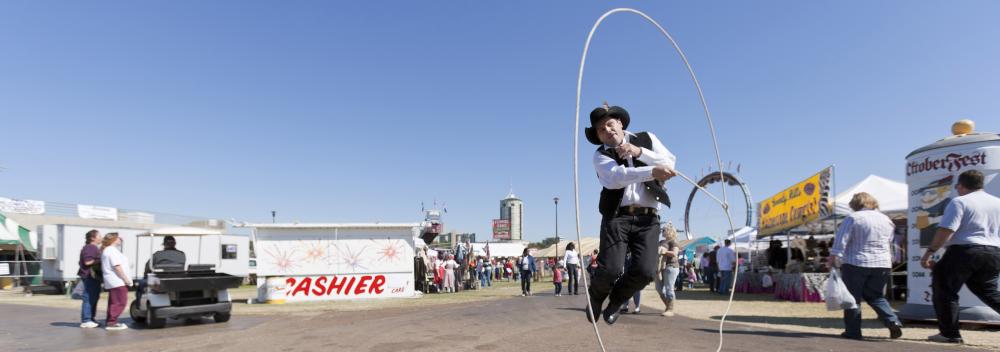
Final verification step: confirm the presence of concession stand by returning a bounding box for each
[247,223,420,303]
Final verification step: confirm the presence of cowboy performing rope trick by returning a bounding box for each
[572,8,742,352]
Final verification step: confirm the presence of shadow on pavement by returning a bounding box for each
[692,328,835,339]
[709,315,844,329]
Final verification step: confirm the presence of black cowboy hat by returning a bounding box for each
[584,104,630,145]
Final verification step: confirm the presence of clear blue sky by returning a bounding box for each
[2,1,998,242]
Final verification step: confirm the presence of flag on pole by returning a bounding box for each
[484,241,491,259]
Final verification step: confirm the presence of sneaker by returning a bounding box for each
[105,323,128,331]
[632,308,641,314]
[927,334,963,344]
[79,321,99,329]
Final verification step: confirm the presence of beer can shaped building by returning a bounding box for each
[898,120,1000,322]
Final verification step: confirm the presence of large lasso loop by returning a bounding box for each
[573,8,741,352]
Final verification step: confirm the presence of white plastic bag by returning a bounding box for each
[824,269,857,311]
[70,281,85,300]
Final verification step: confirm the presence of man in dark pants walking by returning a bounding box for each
[583,103,676,325]
[921,170,1000,344]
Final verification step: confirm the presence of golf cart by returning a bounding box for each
[129,230,243,329]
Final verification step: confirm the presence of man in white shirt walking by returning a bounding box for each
[921,170,1000,344]
[716,239,736,295]
[583,103,676,325]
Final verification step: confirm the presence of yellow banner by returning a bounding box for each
[757,167,832,236]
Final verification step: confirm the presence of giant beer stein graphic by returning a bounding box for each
[898,120,1000,323]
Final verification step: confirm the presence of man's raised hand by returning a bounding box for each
[652,166,675,181]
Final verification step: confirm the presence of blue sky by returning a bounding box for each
[2,1,998,242]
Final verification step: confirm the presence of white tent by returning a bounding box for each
[834,175,907,218]
[471,242,527,258]
[729,226,757,249]
[777,175,907,236]
[534,238,600,258]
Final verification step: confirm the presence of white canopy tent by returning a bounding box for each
[471,242,528,258]
[534,238,600,258]
[785,174,907,236]
[729,226,757,249]
[833,174,907,218]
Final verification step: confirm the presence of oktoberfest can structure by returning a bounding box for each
[248,223,420,303]
[898,120,1000,322]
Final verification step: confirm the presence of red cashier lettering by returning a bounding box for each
[284,275,388,297]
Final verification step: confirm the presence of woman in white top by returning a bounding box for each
[563,242,580,295]
[100,233,133,330]
[443,254,458,293]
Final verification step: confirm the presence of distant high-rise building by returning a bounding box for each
[500,191,523,241]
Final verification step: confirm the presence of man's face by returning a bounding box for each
[596,117,624,146]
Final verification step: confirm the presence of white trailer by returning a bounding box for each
[246,223,419,303]
[38,224,248,290]
[133,227,249,279]
[39,224,145,289]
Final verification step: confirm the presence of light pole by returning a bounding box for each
[554,197,560,264]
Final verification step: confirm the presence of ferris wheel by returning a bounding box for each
[682,171,754,240]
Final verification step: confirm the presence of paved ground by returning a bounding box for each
[0,293,983,352]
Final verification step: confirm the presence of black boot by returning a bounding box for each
[603,299,625,325]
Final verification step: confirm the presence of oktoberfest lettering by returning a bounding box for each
[906,152,986,176]
[285,275,387,297]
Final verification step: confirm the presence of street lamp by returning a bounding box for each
[554,197,560,264]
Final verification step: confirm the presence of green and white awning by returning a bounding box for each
[0,212,35,252]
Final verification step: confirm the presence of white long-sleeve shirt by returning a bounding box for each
[830,209,895,268]
[593,131,676,209]
[563,249,580,266]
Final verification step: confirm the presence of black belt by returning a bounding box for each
[617,206,657,216]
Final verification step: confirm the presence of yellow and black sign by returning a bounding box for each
[757,167,832,236]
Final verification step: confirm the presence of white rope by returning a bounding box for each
[573,8,740,352]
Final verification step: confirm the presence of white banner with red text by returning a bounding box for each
[261,273,415,302]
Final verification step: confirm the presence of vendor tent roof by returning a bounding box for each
[729,227,758,249]
[536,237,600,258]
[471,242,527,258]
[761,175,907,237]
[834,175,907,217]
[0,212,35,252]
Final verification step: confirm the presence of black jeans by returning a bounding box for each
[520,270,532,294]
[566,263,579,294]
[840,264,899,337]
[588,213,660,308]
[932,245,1000,338]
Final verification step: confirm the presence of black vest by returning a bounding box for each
[597,132,671,217]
